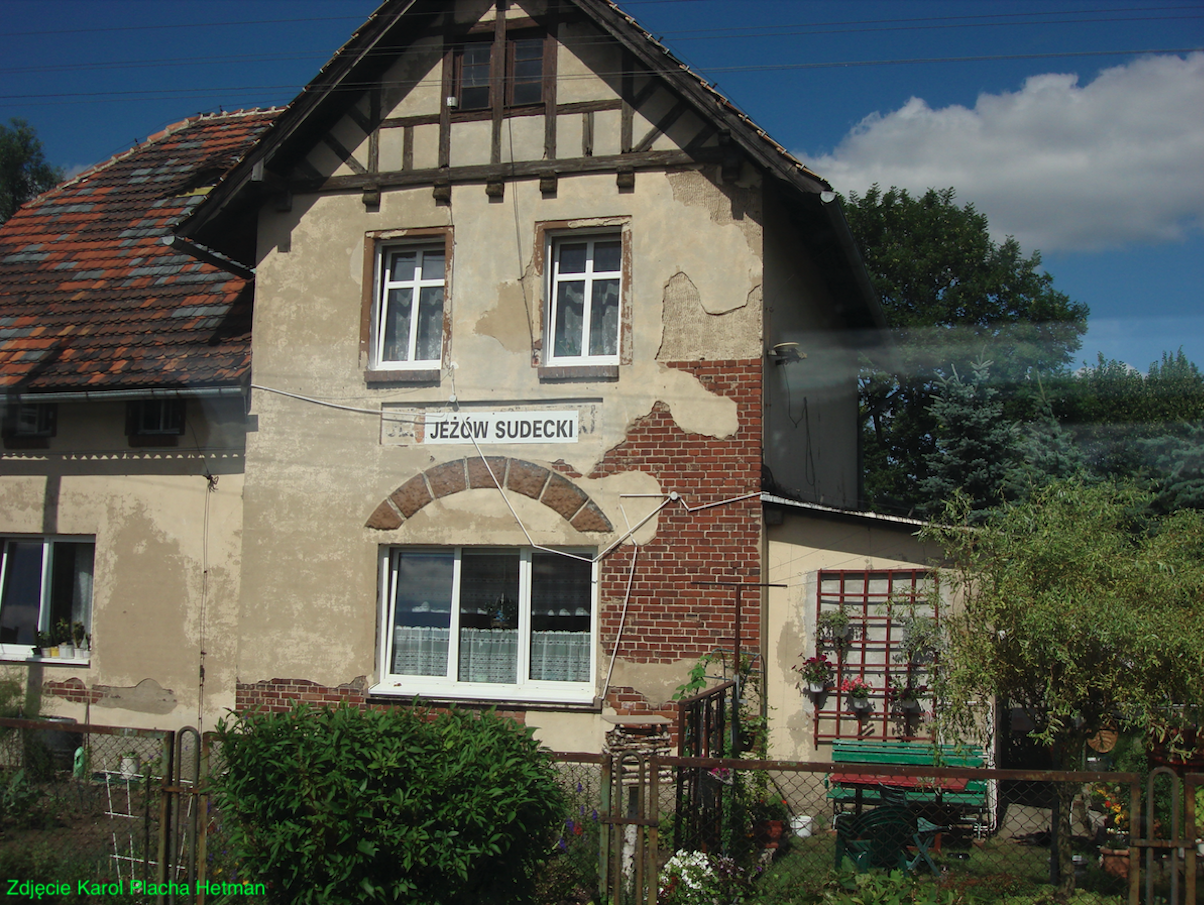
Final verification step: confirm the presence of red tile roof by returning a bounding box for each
[0,110,279,394]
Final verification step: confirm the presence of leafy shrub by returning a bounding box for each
[213,703,565,905]
[822,869,963,905]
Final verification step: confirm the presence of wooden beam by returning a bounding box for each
[491,2,506,166]
[321,134,368,176]
[542,12,559,161]
[620,49,633,154]
[367,88,380,175]
[439,45,453,168]
[403,125,414,171]
[294,149,709,194]
[633,98,687,154]
[582,111,594,157]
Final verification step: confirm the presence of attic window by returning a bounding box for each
[453,34,544,111]
[127,399,185,447]
[2,402,56,449]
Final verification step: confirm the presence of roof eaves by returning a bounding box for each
[761,493,928,530]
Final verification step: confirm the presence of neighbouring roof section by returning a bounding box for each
[0,109,279,394]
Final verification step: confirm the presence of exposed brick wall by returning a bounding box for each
[234,678,526,724]
[43,677,103,705]
[235,677,368,713]
[590,359,763,715]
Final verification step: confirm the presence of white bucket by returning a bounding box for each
[790,815,813,838]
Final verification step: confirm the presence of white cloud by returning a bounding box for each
[805,53,1204,253]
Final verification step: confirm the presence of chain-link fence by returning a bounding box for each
[630,756,1200,905]
[2,721,1197,905]
[0,717,169,899]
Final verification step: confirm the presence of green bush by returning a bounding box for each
[213,703,565,905]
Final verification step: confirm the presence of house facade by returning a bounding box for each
[1,0,939,758]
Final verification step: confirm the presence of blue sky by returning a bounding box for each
[3,0,1201,373]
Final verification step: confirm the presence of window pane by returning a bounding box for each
[593,240,621,274]
[391,551,453,677]
[530,553,591,682]
[557,242,587,274]
[382,287,414,362]
[415,286,444,362]
[420,251,445,281]
[589,279,619,357]
[461,43,491,110]
[458,552,519,684]
[0,540,43,646]
[388,250,417,282]
[48,542,93,638]
[553,281,584,358]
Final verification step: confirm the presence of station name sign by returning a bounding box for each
[420,410,579,445]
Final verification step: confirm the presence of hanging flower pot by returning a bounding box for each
[808,681,826,694]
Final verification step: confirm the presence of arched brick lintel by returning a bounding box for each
[365,457,614,533]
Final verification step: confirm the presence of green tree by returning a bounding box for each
[919,360,1021,516]
[845,185,1088,513]
[925,479,1204,890]
[0,118,62,224]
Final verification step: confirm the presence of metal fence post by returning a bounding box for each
[156,729,175,897]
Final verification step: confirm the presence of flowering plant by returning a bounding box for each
[795,655,833,687]
[887,679,927,708]
[1093,783,1129,834]
[657,851,756,905]
[840,677,872,700]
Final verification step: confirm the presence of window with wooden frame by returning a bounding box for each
[546,233,622,366]
[811,569,938,745]
[2,402,56,448]
[452,33,544,111]
[373,244,446,369]
[127,399,185,447]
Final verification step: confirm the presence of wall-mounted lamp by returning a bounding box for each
[769,342,806,365]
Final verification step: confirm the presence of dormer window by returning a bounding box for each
[453,34,544,111]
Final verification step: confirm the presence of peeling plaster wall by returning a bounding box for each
[763,513,940,761]
[0,400,245,729]
[246,154,768,742]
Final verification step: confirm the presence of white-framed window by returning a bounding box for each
[546,234,622,365]
[375,546,596,704]
[0,536,94,660]
[373,244,446,369]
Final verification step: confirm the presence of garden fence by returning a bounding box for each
[0,716,1198,905]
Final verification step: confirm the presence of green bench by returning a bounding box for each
[827,740,989,825]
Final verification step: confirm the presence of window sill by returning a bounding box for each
[1,655,91,667]
[365,368,442,386]
[538,364,619,382]
[369,681,598,709]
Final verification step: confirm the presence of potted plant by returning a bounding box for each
[840,676,873,712]
[55,620,73,659]
[818,608,853,646]
[898,614,941,665]
[72,622,88,658]
[888,678,926,713]
[795,655,833,694]
[747,796,791,850]
[33,630,53,658]
[1093,783,1130,877]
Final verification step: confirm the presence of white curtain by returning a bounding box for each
[530,631,589,682]
[393,626,449,677]
[459,628,518,683]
